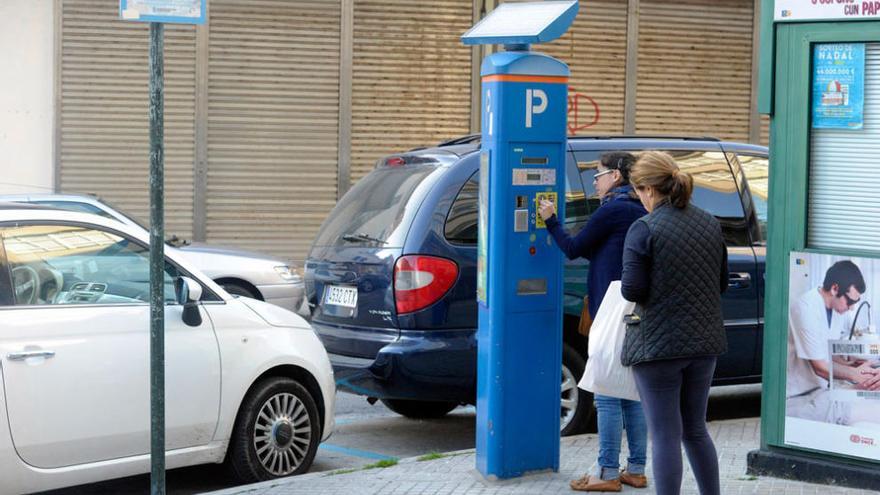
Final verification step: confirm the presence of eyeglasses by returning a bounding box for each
[843,292,861,307]
[592,169,614,183]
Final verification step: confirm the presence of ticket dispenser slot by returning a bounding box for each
[517,278,547,295]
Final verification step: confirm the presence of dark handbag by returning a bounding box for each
[577,295,592,337]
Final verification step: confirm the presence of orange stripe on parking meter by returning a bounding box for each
[481,74,569,84]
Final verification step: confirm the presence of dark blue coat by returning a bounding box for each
[545,185,647,318]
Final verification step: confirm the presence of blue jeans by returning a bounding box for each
[594,394,648,480]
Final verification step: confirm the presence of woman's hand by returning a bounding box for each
[538,199,556,221]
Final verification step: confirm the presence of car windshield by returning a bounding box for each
[35,198,187,246]
[102,201,190,247]
[313,163,441,248]
[34,197,148,231]
[31,199,119,222]
[95,197,150,232]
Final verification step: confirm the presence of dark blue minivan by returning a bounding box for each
[305,136,769,435]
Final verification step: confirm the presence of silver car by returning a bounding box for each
[0,194,307,315]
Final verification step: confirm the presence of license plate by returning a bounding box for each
[323,285,358,308]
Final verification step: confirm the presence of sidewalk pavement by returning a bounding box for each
[207,418,876,495]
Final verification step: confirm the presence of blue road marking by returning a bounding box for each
[318,443,397,461]
[335,377,377,397]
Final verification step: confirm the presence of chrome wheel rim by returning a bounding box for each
[560,363,579,431]
[253,392,312,476]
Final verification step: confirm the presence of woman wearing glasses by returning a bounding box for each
[539,152,649,492]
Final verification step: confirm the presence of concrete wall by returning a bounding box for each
[0,0,54,194]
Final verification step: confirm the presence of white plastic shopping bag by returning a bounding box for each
[578,281,640,401]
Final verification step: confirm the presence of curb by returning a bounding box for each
[204,446,481,494]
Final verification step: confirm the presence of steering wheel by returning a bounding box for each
[41,267,65,304]
[11,265,40,305]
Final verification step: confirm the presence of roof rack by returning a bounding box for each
[569,135,721,142]
[432,134,722,150]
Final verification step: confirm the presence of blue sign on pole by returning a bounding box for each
[812,43,865,130]
[120,0,206,25]
[463,0,578,480]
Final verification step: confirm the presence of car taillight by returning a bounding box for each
[394,255,459,314]
[385,156,406,167]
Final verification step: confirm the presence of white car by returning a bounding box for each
[0,194,307,315]
[0,204,335,494]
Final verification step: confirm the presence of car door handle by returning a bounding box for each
[7,350,56,361]
[728,272,751,289]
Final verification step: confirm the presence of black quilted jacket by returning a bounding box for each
[620,202,728,366]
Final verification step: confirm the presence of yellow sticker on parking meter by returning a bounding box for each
[535,192,557,229]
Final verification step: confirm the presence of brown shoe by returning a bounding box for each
[569,475,622,492]
[619,470,648,488]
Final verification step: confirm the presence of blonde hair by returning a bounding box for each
[630,151,694,209]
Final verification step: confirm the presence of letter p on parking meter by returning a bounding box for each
[462,0,579,481]
[526,89,548,128]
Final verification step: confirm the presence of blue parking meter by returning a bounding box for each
[462,0,578,480]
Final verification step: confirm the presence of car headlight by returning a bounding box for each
[274,265,302,283]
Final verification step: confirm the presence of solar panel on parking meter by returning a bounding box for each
[462,0,579,480]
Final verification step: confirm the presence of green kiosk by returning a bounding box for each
[747,1,880,490]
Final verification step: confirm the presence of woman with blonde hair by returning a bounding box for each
[620,151,728,495]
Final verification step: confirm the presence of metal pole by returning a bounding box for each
[149,21,166,495]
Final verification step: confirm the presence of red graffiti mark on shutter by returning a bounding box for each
[568,89,601,135]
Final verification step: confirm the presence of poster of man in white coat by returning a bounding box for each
[785,252,880,460]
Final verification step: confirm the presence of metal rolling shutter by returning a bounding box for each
[636,0,754,140]
[808,44,880,253]
[59,0,196,239]
[761,114,770,147]
[542,0,628,135]
[206,1,340,261]
[349,0,473,182]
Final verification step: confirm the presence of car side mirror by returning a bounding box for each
[175,276,203,327]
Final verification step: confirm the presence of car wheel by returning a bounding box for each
[381,399,458,419]
[226,377,321,483]
[221,281,258,299]
[561,343,595,436]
